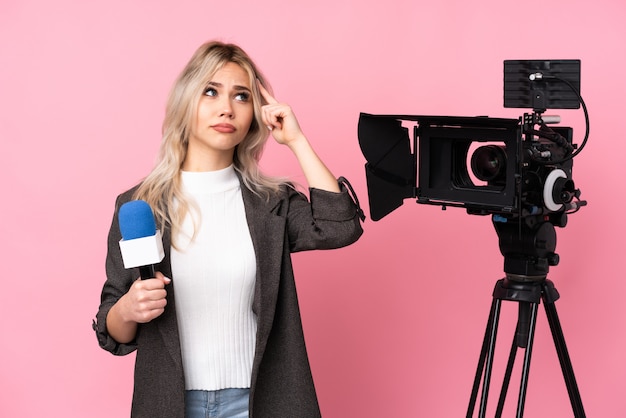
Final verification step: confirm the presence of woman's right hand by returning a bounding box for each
[120,272,171,323]
[106,272,171,343]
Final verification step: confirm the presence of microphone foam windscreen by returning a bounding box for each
[118,200,157,240]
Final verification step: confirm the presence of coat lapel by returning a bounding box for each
[155,225,185,372]
[240,185,286,348]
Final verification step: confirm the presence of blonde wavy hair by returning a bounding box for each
[133,41,285,245]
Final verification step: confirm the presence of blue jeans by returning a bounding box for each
[185,388,250,418]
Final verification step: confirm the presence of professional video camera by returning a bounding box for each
[359,60,587,221]
[358,60,590,416]
[359,59,588,279]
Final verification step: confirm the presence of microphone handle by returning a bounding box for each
[139,264,157,280]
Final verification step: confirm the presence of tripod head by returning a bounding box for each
[493,214,563,282]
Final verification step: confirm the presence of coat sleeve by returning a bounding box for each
[92,189,139,356]
[286,176,365,252]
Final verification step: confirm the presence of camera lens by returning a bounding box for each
[471,145,507,183]
[553,177,574,204]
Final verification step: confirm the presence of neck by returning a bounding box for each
[183,145,235,172]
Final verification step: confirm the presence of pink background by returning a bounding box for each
[1,0,625,416]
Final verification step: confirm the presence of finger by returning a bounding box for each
[146,288,168,302]
[137,294,167,310]
[264,107,284,132]
[136,303,166,323]
[135,277,167,292]
[257,80,278,105]
[261,104,280,131]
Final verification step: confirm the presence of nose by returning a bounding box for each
[220,98,234,118]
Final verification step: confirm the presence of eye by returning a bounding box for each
[204,87,217,97]
[235,92,250,102]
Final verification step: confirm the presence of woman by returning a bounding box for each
[94,41,364,418]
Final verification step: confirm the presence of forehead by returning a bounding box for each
[210,62,251,87]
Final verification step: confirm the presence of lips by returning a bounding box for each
[212,123,236,133]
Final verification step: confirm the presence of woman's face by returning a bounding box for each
[184,62,254,171]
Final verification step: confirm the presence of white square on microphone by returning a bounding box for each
[119,230,165,269]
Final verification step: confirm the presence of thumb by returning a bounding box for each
[155,271,172,285]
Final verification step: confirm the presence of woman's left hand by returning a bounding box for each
[258,81,305,146]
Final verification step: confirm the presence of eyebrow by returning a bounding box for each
[207,81,251,92]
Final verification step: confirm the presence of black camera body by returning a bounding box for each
[358,60,585,226]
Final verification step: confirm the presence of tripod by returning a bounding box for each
[466,218,586,418]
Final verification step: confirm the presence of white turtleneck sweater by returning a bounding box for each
[171,165,257,391]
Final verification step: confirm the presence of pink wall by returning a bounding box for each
[1,0,624,416]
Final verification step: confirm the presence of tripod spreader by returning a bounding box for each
[493,278,559,348]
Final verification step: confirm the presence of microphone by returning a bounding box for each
[118,200,165,279]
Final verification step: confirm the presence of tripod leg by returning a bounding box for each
[467,298,496,417]
[493,302,539,417]
[467,310,489,417]
[516,301,539,417]
[496,300,532,415]
[542,283,586,417]
[495,328,520,417]
[467,298,502,418]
